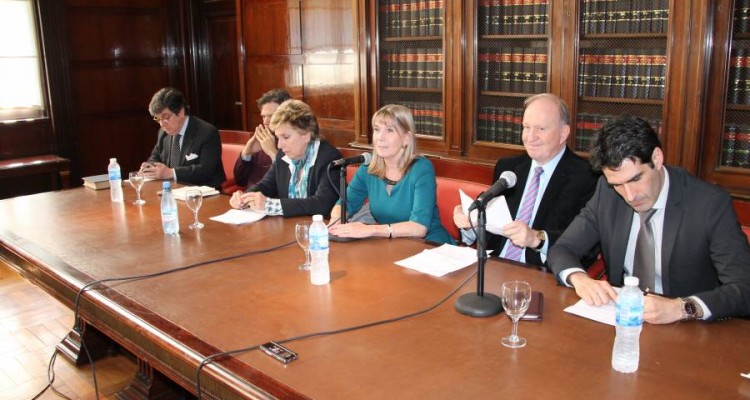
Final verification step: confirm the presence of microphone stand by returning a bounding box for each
[455,200,503,317]
[339,165,348,224]
[329,164,356,242]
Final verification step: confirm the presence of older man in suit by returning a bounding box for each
[549,116,750,323]
[454,93,598,267]
[141,87,225,188]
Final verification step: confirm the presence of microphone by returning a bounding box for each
[331,152,372,167]
[469,171,517,211]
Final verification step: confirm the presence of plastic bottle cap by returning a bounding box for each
[163,181,170,189]
[110,158,116,162]
[312,214,323,222]
[624,276,640,286]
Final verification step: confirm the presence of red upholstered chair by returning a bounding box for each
[743,226,750,243]
[435,177,489,242]
[220,142,245,194]
[587,255,608,281]
[218,130,252,193]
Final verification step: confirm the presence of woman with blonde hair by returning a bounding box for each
[229,99,341,217]
[328,104,453,243]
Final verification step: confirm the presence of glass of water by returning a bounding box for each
[128,171,145,205]
[185,189,204,229]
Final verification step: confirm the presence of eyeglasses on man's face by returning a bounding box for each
[153,111,176,124]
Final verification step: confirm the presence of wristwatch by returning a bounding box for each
[680,297,703,321]
[386,224,394,239]
[533,230,546,251]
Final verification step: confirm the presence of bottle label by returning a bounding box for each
[309,234,329,251]
[109,169,121,181]
[616,303,644,326]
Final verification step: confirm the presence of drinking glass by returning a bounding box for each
[185,189,204,229]
[500,281,532,348]
[295,222,311,270]
[128,171,145,205]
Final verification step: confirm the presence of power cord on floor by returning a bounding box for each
[32,238,295,400]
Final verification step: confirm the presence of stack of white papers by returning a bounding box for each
[210,209,266,225]
[171,186,220,201]
[395,244,479,277]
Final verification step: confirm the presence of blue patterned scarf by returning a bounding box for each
[287,141,318,199]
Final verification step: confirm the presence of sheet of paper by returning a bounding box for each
[395,244,477,277]
[209,209,266,225]
[458,189,513,236]
[563,287,622,326]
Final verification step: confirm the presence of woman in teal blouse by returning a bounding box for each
[328,104,453,244]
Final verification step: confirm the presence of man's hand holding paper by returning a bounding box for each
[458,188,513,236]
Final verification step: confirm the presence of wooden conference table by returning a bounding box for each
[0,181,748,399]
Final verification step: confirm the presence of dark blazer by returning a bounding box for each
[248,140,341,218]
[487,147,598,267]
[148,116,226,188]
[549,166,750,320]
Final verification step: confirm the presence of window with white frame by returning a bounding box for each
[0,0,45,122]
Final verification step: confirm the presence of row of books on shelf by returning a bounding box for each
[575,113,662,152]
[578,49,666,100]
[478,48,547,94]
[398,101,443,137]
[581,0,668,34]
[382,50,443,89]
[478,0,548,36]
[734,0,750,34]
[476,107,523,145]
[727,48,750,105]
[721,124,750,169]
[379,0,443,38]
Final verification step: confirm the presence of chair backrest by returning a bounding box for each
[219,129,252,193]
[435,177,489,242]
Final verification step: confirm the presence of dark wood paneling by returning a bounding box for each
[63,1,188,179]
[238,0,356,144]
[242,0,301,56]
[191,0,242,130]
[65,7,165,61]
[0,120,53,160]
[243,57,304,127]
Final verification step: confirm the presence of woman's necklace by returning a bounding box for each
[382,176,399,186]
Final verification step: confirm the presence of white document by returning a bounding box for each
[458,189,513,236]
[395,244,478,277]
[563,287,622,326]
[210,209,266,225]
[171,186,220,201]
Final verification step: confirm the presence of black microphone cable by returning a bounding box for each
[31,238,296,400]
[194,267,478,399]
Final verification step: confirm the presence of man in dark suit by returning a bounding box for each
[141,87,226,188]
[454,93,598,267]
[549,116,750,323]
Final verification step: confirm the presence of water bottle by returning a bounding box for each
[108,158,123,202]
[160,181,179,235]
[308,214,330,285]
[612,276,644,373]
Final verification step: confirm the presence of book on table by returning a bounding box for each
[82,174,110,190]
[170,185,220,201]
